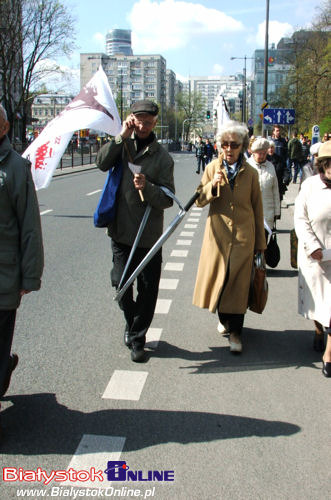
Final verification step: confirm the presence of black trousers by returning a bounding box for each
[217,265,245,336]
[0,310,16,397]
[111,240,162,348]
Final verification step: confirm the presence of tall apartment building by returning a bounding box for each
[80,52,167,112]
[183,75,251,120]
[106,29,133,56]
[166,69,176,108]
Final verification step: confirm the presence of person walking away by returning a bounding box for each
[96,100,175,362]
[272,125,290,184]
[205,138,214,165]
[294,141,331,377]
[268,140,287,201]
[288,131,303,184]
[193,121,266,354]
[248,138,281,238]
[195,136,207,174]
[0,104,44,439]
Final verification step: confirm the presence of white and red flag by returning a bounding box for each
[23,66,121,190]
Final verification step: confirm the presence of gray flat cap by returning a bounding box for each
[131,100,159,116]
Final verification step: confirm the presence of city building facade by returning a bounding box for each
[31,93,74,130]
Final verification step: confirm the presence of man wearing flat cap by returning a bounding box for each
[97,99,175,362]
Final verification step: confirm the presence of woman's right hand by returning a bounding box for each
[310,248,323,261]
[212,170,225,188]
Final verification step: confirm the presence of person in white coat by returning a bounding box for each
[248,138,280,238]
[294,141,331,377]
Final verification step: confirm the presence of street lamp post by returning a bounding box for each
[230,56,254,124]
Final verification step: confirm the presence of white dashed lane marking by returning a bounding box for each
[86,189,102,196]
[180,231,194,237]
[155,299,172,314]
[62,434,125,488]
[176,239,192,246]
[102,370,148,400]
[146,327,163,348]
[164,262,184,271]
[159,278,179,290]
[171,250,188,257]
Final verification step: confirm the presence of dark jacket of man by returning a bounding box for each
[96,132,175,248]
[0,136,44,310]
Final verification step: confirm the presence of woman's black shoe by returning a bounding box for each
[322,361,331,378]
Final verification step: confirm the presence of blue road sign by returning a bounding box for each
[263,108,295,125]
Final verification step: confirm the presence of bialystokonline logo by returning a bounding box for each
[2,462,175,485]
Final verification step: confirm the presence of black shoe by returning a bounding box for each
[196,170,200,174]
[313,334,325,352]
[131,346,145,363]
[322,361,331,377]
[124,331,131,347]
[1,354,19,397]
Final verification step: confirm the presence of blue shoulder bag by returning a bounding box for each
[93,159,123,228]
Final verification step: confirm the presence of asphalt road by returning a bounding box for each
[1,153,330,500]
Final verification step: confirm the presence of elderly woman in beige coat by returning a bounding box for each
[193,121,266,353]
[294,141,331,377]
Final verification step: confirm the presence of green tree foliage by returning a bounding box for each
[275,2,330,133]
[0,0,76,141]
[175,90,206,141]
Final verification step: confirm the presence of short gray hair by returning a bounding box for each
[0,104,8,121]
[251,138,270,152]
[216,120,249,152]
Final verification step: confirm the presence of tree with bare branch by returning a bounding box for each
[0,0,76,141]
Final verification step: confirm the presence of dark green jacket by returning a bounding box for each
[288,137,303,160]
[0,136,44,309]
[96,133,175,248]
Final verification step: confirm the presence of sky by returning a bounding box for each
[48,0,322,93]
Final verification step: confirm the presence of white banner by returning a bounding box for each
[217,96,230,133]
[23,66,122,190]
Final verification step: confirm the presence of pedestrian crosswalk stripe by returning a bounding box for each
[40,209,53,215]
[155,298,172,314]
[164,262,184,271]
[192,207,202,211]
[146,327,163,348]
[159,278,179,289]
[171,249,188,257]
[187,218,200,222]
[62,434,125,488]
[180,231,194,237]
[102,370,148,400]
[184,224,197,229]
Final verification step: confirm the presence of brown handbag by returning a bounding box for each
[249,252,268,314]
[290,229,298,269]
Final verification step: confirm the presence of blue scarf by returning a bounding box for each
[223,154,243,190]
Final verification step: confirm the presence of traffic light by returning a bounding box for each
[206,110,210,119]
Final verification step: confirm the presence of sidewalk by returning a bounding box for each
[53,162,97,177]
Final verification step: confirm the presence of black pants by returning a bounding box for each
[0,310,16,397]
[218,312,244,336]
[217,265,244,336]
[111,240,162,348]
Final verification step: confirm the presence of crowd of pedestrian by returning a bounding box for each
[0,99,330,443]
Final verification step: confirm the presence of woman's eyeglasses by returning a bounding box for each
[221,142,241,149]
